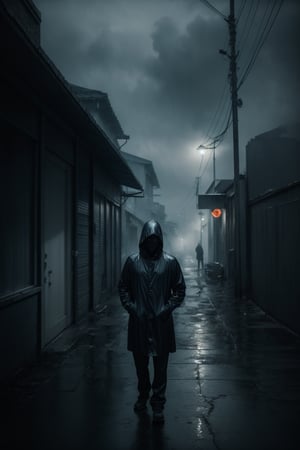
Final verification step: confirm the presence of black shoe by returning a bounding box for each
[134,398,147,412]
[152,410,164,424]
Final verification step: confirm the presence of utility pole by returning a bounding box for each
[228,0,241,297]
[196,0,242,296]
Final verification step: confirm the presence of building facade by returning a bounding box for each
[121,151,166,262]
[0,0,141,380]
[246,123,300,334]
[198,122,300,334]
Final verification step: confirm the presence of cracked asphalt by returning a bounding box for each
[1,258,300,450]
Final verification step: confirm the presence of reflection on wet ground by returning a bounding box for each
[1,261,300,450]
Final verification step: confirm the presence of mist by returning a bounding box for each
[34,0,300,253]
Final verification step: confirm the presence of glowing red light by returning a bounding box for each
[211,208,222,218]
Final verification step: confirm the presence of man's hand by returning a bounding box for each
[124,301,138,317]
[158,302,173,321]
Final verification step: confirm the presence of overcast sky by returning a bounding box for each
[34,0,300,250]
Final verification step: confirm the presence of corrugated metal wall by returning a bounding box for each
[93,193,121,306]
[100,198,106,292]
[105,201,112,290]
[225,197,235,280]
[249,184,300,334]
[93,194,107,307]
[76,151,90,318]
[114,207,121,285]
[93,194,101,306]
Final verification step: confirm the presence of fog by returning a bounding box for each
[35,0,300,256]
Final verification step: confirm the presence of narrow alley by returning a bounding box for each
[1,258,300,450]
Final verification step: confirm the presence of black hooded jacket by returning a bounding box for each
[118,219,186,355]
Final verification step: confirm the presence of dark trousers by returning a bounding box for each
[133,352,169,411]
[197,257,203,270]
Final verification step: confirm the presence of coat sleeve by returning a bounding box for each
[118,257,137,316]
[170,257,186,308]
[159,258,186,320]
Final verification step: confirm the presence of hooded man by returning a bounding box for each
[118,219,186,424]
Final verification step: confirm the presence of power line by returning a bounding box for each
[196,1,236,149]
[198,1,231,144]
[214,101,232,143]
[237,0,260,54]
[204,0,284,144]
[199,99,232,150]
[205,85,231,145]
[236,0,247,23]
[194,0,284,298]
[240,1,276,66]
[238,0,284,89]
[198,0,227,20]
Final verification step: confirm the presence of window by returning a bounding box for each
[0,125,35,297]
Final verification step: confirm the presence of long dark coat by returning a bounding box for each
[195,243,203,260]
[118,220,186,355]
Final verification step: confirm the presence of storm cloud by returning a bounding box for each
[35,0,300,232]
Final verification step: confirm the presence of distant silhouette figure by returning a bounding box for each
[195,242,204,271]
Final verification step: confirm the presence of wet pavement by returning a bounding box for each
[1,258,300,450]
